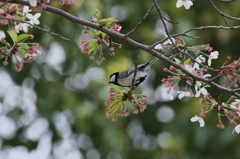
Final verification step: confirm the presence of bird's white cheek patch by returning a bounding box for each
[110,75,115,82]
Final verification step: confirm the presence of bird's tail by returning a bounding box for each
[144,57,159,71]
[149,57,159,66]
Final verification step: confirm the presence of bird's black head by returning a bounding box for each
[109,72,119,84]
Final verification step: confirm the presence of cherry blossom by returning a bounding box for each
[29,0,37,7]
[23,6,32,15]
[208,51,219,66]
[195,85,209,97]
[230,99,240,116]
[191,115,205,127]
[154,44,163,50]
[163,90,174,100]
[163,34,176,45]
[177,91,193,99]
[193,55,205,70]
[27,13,41,25]
[15,23,30,33]
[230,99,240,109]
[185,64,193,73]
[233,124,240,134]
[176,0,193,10]
[111,24,122,32]
[0,30,5,40]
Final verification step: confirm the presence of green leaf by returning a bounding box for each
[97,17,118,27]
[174,57,181,63]
[16,34,32,43]
[111,102,121,115]
[20,43,29,50]
[87,39,98,54]
[18,48,26,58]
[184,58,191,65]
[7,31,18,43]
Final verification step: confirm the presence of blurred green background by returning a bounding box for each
[1,0,240,159]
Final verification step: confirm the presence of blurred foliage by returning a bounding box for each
[1,0,240,159]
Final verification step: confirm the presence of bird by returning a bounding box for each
[109,57,159,88]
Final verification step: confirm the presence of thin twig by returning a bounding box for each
[125,3,155,37]
[128,48,139,96]
[209,0,240,21]
[0,44,16,56]
[0,16,70,41]
[218,0,235,1]
[209,0,232,26]
[233,88,240,92]
[0,0,10,8]
[151,25,240,48]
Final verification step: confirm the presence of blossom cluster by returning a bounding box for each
[154,35,240,133]
[105,86,148,121]
[80,10,122,65]
[0,31,41,71]
[155,37,217,100]
[0,3,46,71]
[191,95,240,134]
[219,57,240,88]
[0,5,42,32]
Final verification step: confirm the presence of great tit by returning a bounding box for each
[109,57,159,88]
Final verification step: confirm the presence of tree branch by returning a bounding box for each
[0,16,70,41]
[2,0,240,98]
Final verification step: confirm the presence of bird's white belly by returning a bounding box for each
[118,71,147,87]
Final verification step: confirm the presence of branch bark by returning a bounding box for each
[1,0,240,98]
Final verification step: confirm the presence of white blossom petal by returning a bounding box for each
[191,115,205,127]
[176,1,184,8]
[190,115,199,122]
[183,1,193,9]
[178,91,185,99]
[176,0,193,9]
[154,44,163,50]
[34,13,41,19]
[233,124,240,134]
[26,14,33,19]
[210,51,219,59]
[163,91,174,100]
[185,64,193,73]
[178,91,192,99]
[208,51,219,66]
[199,118,205,127]
[208,58,212,66]
[195,86,209,97]
[29,0,37,7]
[0,31,6,39]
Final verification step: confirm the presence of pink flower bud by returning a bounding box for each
[163,68,170,72]
[226,56,231,61]
[170,65,176,71]
[216,122,225,129]
[117,44,122,48]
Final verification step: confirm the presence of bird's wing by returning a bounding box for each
[118,64,145,79]
[118,67,135,79]
[117,57,159,79]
